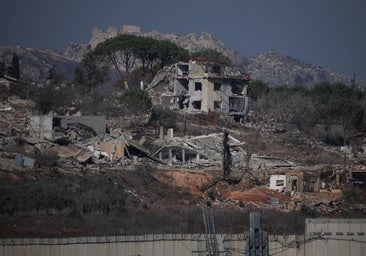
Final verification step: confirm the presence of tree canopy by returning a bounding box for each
[249,80,366,145]
[118,88,152,115]
[92,35,188,80]
[247,80,270,101]
[94,34,139,75]
[73,51,109,94]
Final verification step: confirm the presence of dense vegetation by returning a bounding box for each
[248,80,366,145]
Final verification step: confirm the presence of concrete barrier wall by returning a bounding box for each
[1,234,304,256]
[305,218,366,256]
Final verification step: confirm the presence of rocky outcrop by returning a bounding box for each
[64,43,91,62]
[242,51,364,88]
[87,25,241,65]
[89,26,119,49]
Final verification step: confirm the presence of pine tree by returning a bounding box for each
[222,130,232,178]
[0,61,5,77]
[7,53,20,79]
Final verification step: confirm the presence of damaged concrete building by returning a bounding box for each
[148,59,250,119]
[28,115,106,139]
[270,170,321,193]
[154,132,245,167]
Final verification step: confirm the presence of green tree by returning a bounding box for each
[93,35,188,81]
[247,80,270,101]
[134,37,159,77]
[150,105,177,129]
[341,187,364,206]
[34,84,60,114]
[156,40,189,69]
[310,82,332,104]
[73,51,109,94]
[93,34,139,75]
[222,130,232,178]
[310,82,364,133]
[34,69,69,114]
[7,53,20,79]
[0,60,5,77]
[118,88,152,115]
[290,84,306,94]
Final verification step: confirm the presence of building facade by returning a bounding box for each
[153,59,250,119]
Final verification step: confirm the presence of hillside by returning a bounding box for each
[0,89,365,238]
[0,45,80,82]
[243,51,359,88]
[1,25,364,88]
[0,25,365,238]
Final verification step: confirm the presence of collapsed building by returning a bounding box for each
[148,58,250,120]
[28,115,106,139]
[154,132,246,167]
[269,170,321,194]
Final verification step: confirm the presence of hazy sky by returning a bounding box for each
[1,0,365,81]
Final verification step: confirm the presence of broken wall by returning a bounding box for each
[59,116,106,134]
[286,171,304,192]
[28,115,53,139]
[95,141,124,161]
[270,175,287,191]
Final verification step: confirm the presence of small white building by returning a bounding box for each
[269,175,287,191]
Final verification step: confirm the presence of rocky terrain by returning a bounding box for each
[0,83,365,237]
[1,24,364,88]
[243,51,358,88]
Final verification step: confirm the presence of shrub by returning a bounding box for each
[342,187,364,205]
[35,151,58,168]
[207,188,216,200]
[150,105,177,129]
[118,88,152,115]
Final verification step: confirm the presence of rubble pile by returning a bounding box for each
[0,96,34,138]
[1,88,365,240]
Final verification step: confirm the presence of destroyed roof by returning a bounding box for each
[153,133,247,166]
[125,139,166,164]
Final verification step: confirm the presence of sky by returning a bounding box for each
[1,0,366,81]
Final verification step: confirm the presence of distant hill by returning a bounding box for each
[0,25,364,88]
[243,51,360,88]
[0,45,80,82]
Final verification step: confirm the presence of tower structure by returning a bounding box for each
[244,212,269,256]
[201,201,219,256]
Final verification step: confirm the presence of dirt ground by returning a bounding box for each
[153,168,292,205]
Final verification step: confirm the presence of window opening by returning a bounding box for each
[214,101,222,110]
[192,101,201,109]
[276,180,284,186]
[214,83,221,91]
[195,82,202,91]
